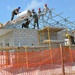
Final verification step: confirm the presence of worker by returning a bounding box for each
[22,18,30,28]
[43,4,49,15]
[66,34,69,37]
[11,7,21,21]
[38,8,41,14]
[38,8,42,18]
[32,9,39,29]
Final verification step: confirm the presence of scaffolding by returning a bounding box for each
[38,26,64,47]
[38,26,75,47]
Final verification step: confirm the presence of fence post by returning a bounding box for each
[60,44,65,75]
[25,46,29,69]
[6,49,10,66]
[47,27,53,65]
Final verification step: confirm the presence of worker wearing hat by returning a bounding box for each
[38,8,41,14]
[32,9,39,29]
[43,4,49,15]
[66,34,69,37]
[38,8,42,18]
[11,7,21,21]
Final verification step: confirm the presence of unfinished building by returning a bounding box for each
[0,7,75,75]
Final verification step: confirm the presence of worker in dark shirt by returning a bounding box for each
[32,9,39,29]
[11,7,21,21]
[22,19,30,28]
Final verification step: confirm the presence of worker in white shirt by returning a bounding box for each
[38,8,42,18]
[43,4,49,15]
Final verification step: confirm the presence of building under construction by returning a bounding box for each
[0,6,75,75]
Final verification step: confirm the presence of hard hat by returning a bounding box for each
[44,4,47,6]
[18,7,21,9]
[66,34,69,37]
[38,8,41,10]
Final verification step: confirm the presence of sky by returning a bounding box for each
[0,0,75,24]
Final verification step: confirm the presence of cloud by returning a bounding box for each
[25,0,46,10]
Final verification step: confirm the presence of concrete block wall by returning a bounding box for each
[13,29,38,46]
[0,29,39,47]
[0,28,74,48]
[0,31,14,46]
[39,31,61,48]
[39,32,57,43]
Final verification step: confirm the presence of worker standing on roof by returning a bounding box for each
[32,9,39,29]
[11,7,21,21]
[38,8,41,14]
[38,8,42,18]
[43,4,49,15]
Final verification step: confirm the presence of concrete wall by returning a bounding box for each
[57,30,75,46]
[0,31,14,46]
[0,29,39,47]
[13,29,38,46]
[39,31,60,48]
[0,28,75,48]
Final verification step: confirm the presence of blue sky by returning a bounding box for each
[0,0,75,24]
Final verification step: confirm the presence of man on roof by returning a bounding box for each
[38,8,41,14]
[38,8,42,18]
[32,9,39,29]
[11,7,21,21]
[43,4,49,15]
